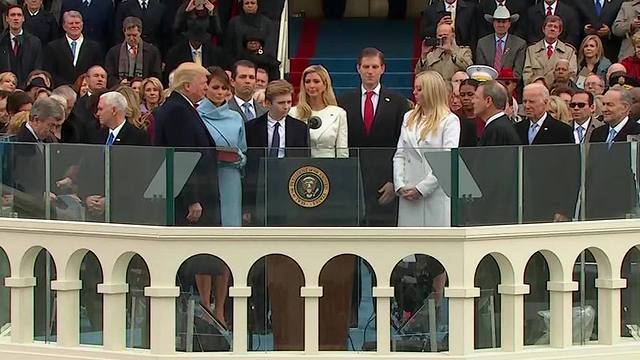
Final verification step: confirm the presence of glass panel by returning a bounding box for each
[109,145,167,225]
[621,247,640,339]
[126,255,150,349]
[524,252,550,345]
[171,148,219,226]
[0,247,9,335]
[248,254,304,351]
[456,146,518,226]
[572,250,598,344]
[355,147,396,227]
[474,255,501,349]
[34,249,56,342]
[79,252,103,345]
[585,142,638,220]
[319,255,376,351]
[176,254,232,352]
[2,142,48,219]
[391,254,448,352]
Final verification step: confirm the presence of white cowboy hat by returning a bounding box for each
[484,6,520,23]
[466,65,499,82]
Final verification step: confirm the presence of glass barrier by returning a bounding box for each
[524,252,550,346]
[80,251,103,345]
[0,247,9,335]
[572,250,598,345]
[126,254,150,349]
[34,248,56,343]
[474,255,501,349]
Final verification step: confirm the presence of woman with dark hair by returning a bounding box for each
[455,78,479,146]
[73,74,89,97]
[6,91,33,117]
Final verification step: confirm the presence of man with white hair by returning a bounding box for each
[96,91,147,146]
[516,83,574,145]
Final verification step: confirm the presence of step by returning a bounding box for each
[291,58,417,73]
[290,71,414,88]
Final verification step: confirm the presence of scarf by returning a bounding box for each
[118,40,144,80]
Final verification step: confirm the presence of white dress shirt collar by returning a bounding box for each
[485,111,505,127]
[267,114,286,157]
[495,33,508,43]
[235,95,255,110]
[544,1,557,14]
[10,29,23,40]
[534,112,547,127]
[25,122,39,141]
[109,119,127,140]
[28,9,40,16]
[66,35,84,65]
[361,83,381,96]
[190,44,202,53]
[612,116,629,135]
[545,40,558,51]
[445,0,457,11]
[574,118,590,131]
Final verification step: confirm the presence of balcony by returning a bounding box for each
[0,142,639,359]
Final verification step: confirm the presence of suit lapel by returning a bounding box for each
[229,98,248,122]
[372,87,390,132]
[503,35,516,65]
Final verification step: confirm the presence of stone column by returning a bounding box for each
[229,286,251,354]
[50,280,82,347]
[498,284,530,352]
[446,287,480,355]
[5,277,36,344]
[595,278,626,345]
[144,286,179,354]
[301,286,322,354]
[373,286,394,354]
[548,281,578,348]
[97,283,129,351]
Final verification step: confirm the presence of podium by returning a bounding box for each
[256,157,360,226]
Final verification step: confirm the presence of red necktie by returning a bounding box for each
[494,39,504,71]
[363,91,374,135]
[11,38,18,56]
[547,45,553,59]
[130,44,137,56]
[546,5,552,16]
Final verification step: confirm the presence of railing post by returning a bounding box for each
[229,286,251,353]
[144,286,179,354]
[50,280,82,347]
[548,281,579,348]
[373,286,394,354]
[498,284,529,352]
[5,277,36,343]
[97,283,129,350]
[595,278,626,345]
[300,286,322,354]
[445,287,480,355]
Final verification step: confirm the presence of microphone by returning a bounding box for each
[308,116,322,130]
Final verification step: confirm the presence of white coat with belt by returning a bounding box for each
[290,105,349,158]
[393,111,460,227]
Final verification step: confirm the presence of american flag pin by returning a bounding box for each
[385,97,390,102]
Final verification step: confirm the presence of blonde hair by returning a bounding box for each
[633,32,640,46]
[115,85,144,130]
[547,95,571,124]
[171,62,210,93]
[139,77,165,107]
[405,71,451,140]
[578,35,604,65]
[265,80,293,102]
[296,65,337,120]
[7,111,29,134]
[253,88,266,107]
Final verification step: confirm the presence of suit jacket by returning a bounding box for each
[586,118,640,220]
[568,117,604,144]
[114,0,169,54]
[0,29,43,88]
[573,0,622,61]
[153,91,221,226]
[478,115,522,146]
[104,41,162,86]
[12,124,47,218]
[61,0,114,49]
[476,33,527,79]
[44,36,104,87]
[23,8,59,46]
[612,0,640,60]
[420,0,479,48]
[338,86,410,226]
[523,39,577,85]
[228,97,267,123]
[164,40,229,82]
[526,1,580,48]
[479,0,531,39]
[515,113,575,145]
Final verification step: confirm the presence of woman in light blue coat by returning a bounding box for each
[198,66,247,227]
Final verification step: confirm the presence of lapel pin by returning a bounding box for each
[384,97,390,102]
[544,127,548,131]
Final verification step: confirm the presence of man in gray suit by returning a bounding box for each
[475,7,527,79]
[228,59,267,122]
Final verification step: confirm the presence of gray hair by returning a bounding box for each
[30,98,65,122]
[52,85,77,103]
[100,92,128,114]
[123,16,142,31]
[524,83,550,99]
[555,59,570,68]
[62,10,82,23]
[479,80,508,110]
[608,85,634,106]
[48,95,67,119]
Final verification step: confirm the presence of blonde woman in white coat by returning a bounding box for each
[290,65,348,158]
[393,71,461,227]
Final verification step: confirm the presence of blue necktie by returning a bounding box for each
[606,127,617,149]
[269,122,280,158]
[595,0,602,17]
[106,132,115,146]
[242,102,255,121]
[576,126,585,143]
[528,123,539,144]
[70,40,77,60]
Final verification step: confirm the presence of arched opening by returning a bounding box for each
[175,253,233,352]
[0,247,9,333]
[318,254,376,351]
[390,254,448,352]
[474,255,501,349]
[572,249,598,344]
[524,252,550,346]
[79,251,103,345]
[34,248,56,343]
[247,254,304,351]
[125,254,150,349]
[621,247,640,338]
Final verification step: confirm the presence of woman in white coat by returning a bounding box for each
[394,71,461,227]
[290,65,348,158]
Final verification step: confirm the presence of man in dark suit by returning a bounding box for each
[516,83,578,223]
[164,22,228,83]
[71,64,106,143]
[338,47,410,227]
[475,81,521,146]
[476,7,527,79]
[153,62,220,227]
[228,59,267,122]
[573,0,622,61]
[479,0,531,38]
[104,16,161,87]
[44,10,103,87]
[586,86,640,220]
[420,0,479,48]
[61,0,114,50]
[0,5,42,88]
[526,0,580,47]
[114,0,169,55]
[23,0,59,46]
[568,90,604,144]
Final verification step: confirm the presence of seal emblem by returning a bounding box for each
[288,166,330,208]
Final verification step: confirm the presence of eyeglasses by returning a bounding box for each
[569,102,588,109]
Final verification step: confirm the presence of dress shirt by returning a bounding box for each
[235,96,256,116]
[83,0,91,5]
[496,34,507,47]
[529,113,547,142]
[360,83,381,119]
[609,116,629,142]
[545,1,558,15]
[267,114,286,158]
[138,0,148,8]
[485,111,505,128]
[445,1,457,12]
[10,29,24,48]
[545,41,557,52]
[108,119,126,141]
[25,122,40,141]
[67,35,84,66]
[127,43,139,56]
[28,9,40,16]
[190,44,202,63]
[573,119,590,144]
[495,0,506,7]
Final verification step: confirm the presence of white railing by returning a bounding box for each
[277,0,290,78]
[0,218,639,359]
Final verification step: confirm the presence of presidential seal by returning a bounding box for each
[288,166,330,208]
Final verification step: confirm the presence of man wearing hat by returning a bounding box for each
[478,0,529,38]
[415,23,472,82]
[476,7,527,79]
[466,65,498,82]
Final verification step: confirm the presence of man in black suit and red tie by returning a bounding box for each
[338,48,410,227]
